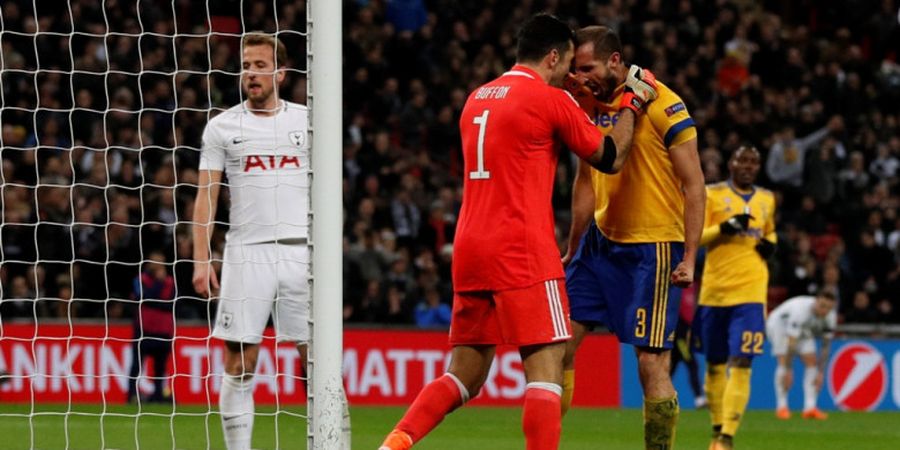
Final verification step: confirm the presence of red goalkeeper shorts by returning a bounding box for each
[449,278,571,346]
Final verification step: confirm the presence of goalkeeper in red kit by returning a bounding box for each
[379,13,659,450]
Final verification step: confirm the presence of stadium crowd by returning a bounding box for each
[1,0,899,327]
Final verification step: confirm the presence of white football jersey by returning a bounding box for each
[199,100,310,245]
[767,296,837,340]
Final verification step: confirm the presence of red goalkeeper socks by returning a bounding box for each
[393,373,468,444]
[522,382,563,450]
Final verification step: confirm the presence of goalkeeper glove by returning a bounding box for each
[563,73,599,114]
[620,65,658,114]
[755,239,777,259]
[719,213,753,235]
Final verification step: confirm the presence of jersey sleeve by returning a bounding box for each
[551,89,603,159]
[647,88,697,149]
[765,191,778,243]
[199,121,226,171]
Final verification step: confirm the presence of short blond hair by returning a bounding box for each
[242,32,288,67]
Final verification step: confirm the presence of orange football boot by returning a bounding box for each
[379,429,413,450]
[801,408,828,420]
[776,407,791,420]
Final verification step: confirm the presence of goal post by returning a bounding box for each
[307,0,344,448]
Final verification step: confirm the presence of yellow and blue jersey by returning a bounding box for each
[590,81,697,243]
[699,182,777,307]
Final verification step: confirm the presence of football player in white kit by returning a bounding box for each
[766,290,838,421]
[192,32,349,449]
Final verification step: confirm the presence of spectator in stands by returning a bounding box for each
[838,151,871,202]
[844,291,880,324]
[765,117,843,198]
[380,285,413,324]
[804,136,844,207]
[385,0,428,33]
[413,286,450,329]
[0,0,897,327]
[875,297,896,324]
[869,143,899,181]
[126,251,175,403]
[1,275,33,318]
[346,279,384,323]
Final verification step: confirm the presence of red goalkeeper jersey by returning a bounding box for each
[452,65,603,291]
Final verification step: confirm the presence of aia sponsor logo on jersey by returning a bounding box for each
[243,155,301,172]
[827,342,887,411]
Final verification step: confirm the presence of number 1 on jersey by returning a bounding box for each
[470,110,491,180]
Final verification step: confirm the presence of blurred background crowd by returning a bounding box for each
[1,0,899,329]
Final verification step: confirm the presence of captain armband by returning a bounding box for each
[596,135,617,173]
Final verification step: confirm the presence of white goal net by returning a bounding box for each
[0,0,343,448]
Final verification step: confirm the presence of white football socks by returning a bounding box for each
[774,365,788,409]
[803,367,818,411]
[220,374,255,450]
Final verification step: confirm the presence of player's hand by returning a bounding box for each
[719,213,753,235]
[755,238,777,259]
[620,65,658,114]
[192,261,220,298]
[670,261,694,288]
[563,73,599,114]
[561,250,574,268]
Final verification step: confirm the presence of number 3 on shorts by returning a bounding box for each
[740,331,764,354]
[635,307,647,338]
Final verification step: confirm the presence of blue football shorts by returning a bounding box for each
[566,224,684,349]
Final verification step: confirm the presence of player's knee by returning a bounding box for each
[729,356,752,368]
[238,373,254,383]
[463,378,485,398]
[562,345,576,369]
[636,348,671,380]
[706,358,727,369]
[446,369,484,399]
[636,347,669,368]
[224,342,258,375]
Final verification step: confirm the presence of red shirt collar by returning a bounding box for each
[507,64,542,80]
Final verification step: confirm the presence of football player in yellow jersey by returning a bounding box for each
[561,26,706,449]
[693,145,776,450]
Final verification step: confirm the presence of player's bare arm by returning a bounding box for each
[563,160,595,266]
[669,137,704,287]
[578,66,657,174]
[192,169,223,297]
[586,108,636,173]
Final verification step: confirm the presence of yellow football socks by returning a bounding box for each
[561,369,575,416]
[721,367,751,437]
[705,363,727,429]
[644,395,679,450]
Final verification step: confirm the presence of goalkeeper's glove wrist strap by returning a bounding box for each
[619,92,642,114]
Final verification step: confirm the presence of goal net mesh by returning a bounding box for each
[0,1,311,448]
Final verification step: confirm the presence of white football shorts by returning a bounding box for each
[766,323,816,357]
[212,241,310,344]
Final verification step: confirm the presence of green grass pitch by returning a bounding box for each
[0,404,896,449]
